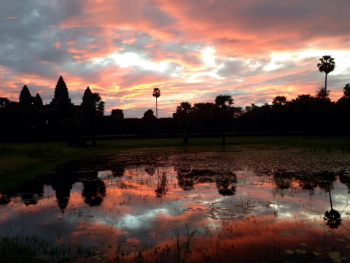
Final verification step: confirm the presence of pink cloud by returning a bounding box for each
[1,0,350,117]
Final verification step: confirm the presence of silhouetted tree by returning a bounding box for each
[0,100,20,140]
[173,102,193,144]
[290,95,314,133]
[143,109,156,120]
[313,88,334,136]
[316,87,330,99]
[80,87,105,146]
[342,83,350,99]
[0,98,11,139]
[152,88,161,118]
[337,85,350,134]
[242,104,261,132]
[317,55,335,93]
[272,96,287,134]
[0,97,9,110]
[272,96,287,105]
[215,95,233,145]
[193,102,216,133]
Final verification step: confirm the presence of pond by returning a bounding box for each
[1,146,350,262]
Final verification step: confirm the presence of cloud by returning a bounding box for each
[1,0,350,117]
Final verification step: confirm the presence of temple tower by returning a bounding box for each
[51,76,71,106]
[50,76,73,117]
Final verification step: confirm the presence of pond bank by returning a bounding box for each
[1,136,350,192]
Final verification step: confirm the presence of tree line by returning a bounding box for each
[172,55,348,144]
[1,55,349,143]
[173,84,350,144]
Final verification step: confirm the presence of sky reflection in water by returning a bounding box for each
[1,149,350,261]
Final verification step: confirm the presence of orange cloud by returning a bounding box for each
[1,0,350,117]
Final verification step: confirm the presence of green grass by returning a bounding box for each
[1,136,350,192]
[0,142,94,191]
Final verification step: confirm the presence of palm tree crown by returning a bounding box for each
[152,88,161,98]
[152,88,161,118]
[317,55,335,74]
[317,55,335,93]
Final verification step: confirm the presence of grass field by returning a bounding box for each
[1,136,350,192]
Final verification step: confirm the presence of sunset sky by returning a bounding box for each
[1,0,350,117]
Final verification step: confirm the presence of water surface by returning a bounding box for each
[1,146,350,262]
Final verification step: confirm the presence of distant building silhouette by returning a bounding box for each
[111,109,124,119]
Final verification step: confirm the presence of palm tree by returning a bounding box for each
[317,55,335,93]
[152,88,161,118]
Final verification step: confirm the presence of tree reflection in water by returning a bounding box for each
[324,189,342,229]
[273,171,294,190]
[271,170,342,227]
[82,179,106,206]
[155,169,168,197]
[176,169,195,191]
[176,169,237,196]
[20,181,44,206]
[145,167,156,176]
[0,193,11,205]
[215,175,237,196]
[2,169,110,211]
[50,179,74,211]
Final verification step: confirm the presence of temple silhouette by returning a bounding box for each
[1,76,175,140]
